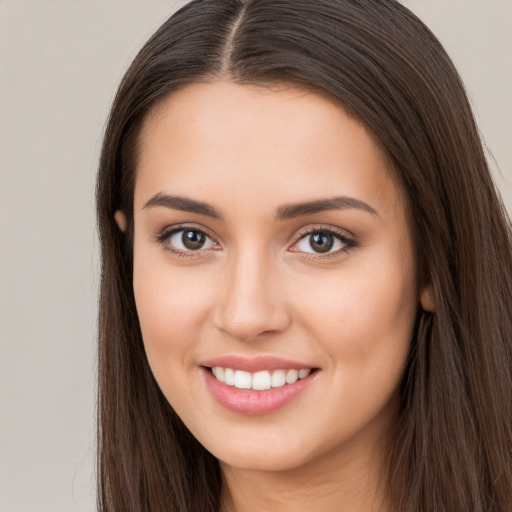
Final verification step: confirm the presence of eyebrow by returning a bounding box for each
[143,193,223,219]
[143,193,378,219]
[277,196,378,219]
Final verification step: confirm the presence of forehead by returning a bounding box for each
[134,81,403,218]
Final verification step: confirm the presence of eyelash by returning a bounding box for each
[155,224,220,258]
[155,224,357,259]
[290,225,357,259]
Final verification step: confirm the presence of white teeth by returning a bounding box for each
[212,366,225,383]
[224,368,235,386]
[252,371,272,390]
[211,366,313,390]
[298,368,311,379]
[234,370,252,389]
[285,369,298,384]
[271,369,286,388]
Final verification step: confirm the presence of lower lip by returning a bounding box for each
[202,368,317,415]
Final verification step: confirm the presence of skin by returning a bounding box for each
[118,81,432,512]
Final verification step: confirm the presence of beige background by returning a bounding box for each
[0,1,510,511]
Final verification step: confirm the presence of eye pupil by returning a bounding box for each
[182,230,205,250]
[310,232,334,253]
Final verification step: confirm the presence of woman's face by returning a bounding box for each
[129,81,426,472]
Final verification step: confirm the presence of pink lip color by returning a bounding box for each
[202,366,317,416]
[200,355,315,373]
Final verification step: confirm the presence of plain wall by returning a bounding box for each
[0,1,510,511]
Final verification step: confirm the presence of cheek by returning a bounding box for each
[132,251,215,367]
[293,253,418,375]
[297,262,417,433]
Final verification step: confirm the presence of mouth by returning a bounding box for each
[200,357,319,415]
[208,366,314,390]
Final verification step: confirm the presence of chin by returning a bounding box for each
[217,445,315,473]
[191,421,335,474]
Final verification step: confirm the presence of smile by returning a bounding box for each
[201,357,319,415]
[211,367,311,390]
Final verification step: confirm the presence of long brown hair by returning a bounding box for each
[96,1,512,510]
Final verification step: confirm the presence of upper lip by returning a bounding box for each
[200,355,317,373]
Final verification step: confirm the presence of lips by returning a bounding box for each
[200,356,319,415]
[200,355,316,372]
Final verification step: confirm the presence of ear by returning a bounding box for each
[420,284,436,312]
[114,210,127,233]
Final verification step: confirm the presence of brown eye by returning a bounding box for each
[309,232,334,253]
[182,230,206,250]
[165,228,217,252]
[291,229,354,256]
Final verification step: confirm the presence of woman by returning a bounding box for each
[96,0,512,510]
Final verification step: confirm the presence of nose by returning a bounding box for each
[213,247,291,342]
